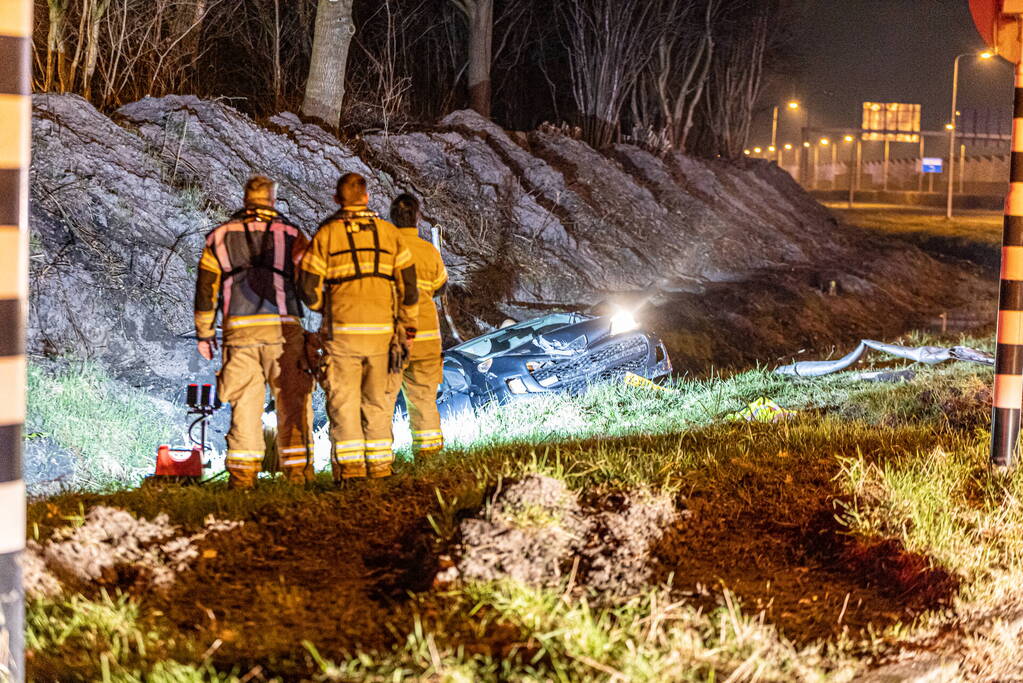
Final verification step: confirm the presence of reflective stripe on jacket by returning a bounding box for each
[298,206,418,355]
[398,226,447,357]
[194,207,309,345]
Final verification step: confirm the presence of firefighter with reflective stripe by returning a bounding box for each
[387,194,448,458]
[298,173,419,481]
[195,175,315,489]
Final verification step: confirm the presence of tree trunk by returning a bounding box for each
[45,0,69,92]
[168,0,208,90]
[82,0,111,100]
[466,0,492,119]
[302,0,355,128]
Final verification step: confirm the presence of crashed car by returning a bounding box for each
[435,310,672,418]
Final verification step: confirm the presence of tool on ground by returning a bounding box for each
[726,398,796,423]
[623,371,675,393]
[148,383,221,483]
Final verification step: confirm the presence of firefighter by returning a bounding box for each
[388,194,448,458]
[298,173,419,482]
[194,175,315,489]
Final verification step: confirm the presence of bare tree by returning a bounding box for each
[631,0,718,153]
[302,0,356,127]
[451,0,492,118]
[36,0,223,107]
[563,0,659,149]
[81,0,112,99]
[702,6,771,158]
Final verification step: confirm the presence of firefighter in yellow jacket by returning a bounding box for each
[388,194,448,458]
[194,175,315,489]
[298,173,419,481]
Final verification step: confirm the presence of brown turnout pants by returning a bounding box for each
[401,353,444,457]
[323,346,396,480]
[218,333,314,489]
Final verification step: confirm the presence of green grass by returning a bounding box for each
[25,333,1023,681]
[828,205,1002,246]
[829,204,1002,269]
[309,583,853,683]
[26,361,176,490]
[26,592,246,682]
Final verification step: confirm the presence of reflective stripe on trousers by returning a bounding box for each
[226,450,264,472]
[279,445,312,468]
[365,440,394,462]
[333,440,365,464]
[411,429,444,452]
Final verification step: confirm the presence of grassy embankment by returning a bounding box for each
[25,362,175,491]
[828,204,1001,270]
[23,333,1023,681]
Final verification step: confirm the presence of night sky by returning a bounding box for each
[753,0,1014,151]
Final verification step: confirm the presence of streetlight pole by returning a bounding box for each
[812,144,820,189]
[771,101,799,165]
[948,51,994,219]
[830,142,838,189]
[848,136,858,207]
[771,105,779,162]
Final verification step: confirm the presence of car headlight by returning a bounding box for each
[610,308,639,336]
[477,358,493,373]
[506,377,528,394]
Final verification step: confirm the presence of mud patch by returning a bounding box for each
[25,506,240,596]
[449,475,680,600]
[657,467,960,645]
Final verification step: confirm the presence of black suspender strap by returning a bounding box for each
[322,218,394,285]
[344,219,362,279]
[371,219,382,276]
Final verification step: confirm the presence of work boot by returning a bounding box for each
[367,463,393,479]
[282,465,314,485]
[228,470,257,491]
[414,448,442,463]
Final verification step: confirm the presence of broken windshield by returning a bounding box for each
[453,313,584,360]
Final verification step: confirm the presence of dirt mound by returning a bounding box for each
[451,475,680,599]
[25,506,240,596]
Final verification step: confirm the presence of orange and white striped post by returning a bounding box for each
[992,56,1023,468]
[0,1,32,680]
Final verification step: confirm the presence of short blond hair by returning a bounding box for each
[244,175,277,208]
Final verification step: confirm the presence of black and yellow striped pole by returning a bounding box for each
[992,55,1023,468]
[0,1,31,680]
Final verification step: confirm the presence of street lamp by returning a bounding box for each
[771,100,800,163]
[947,50,995,219]
[847,134,861,207]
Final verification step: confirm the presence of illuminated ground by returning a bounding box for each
[25,340,1023,682]
[22,206,1017,680]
